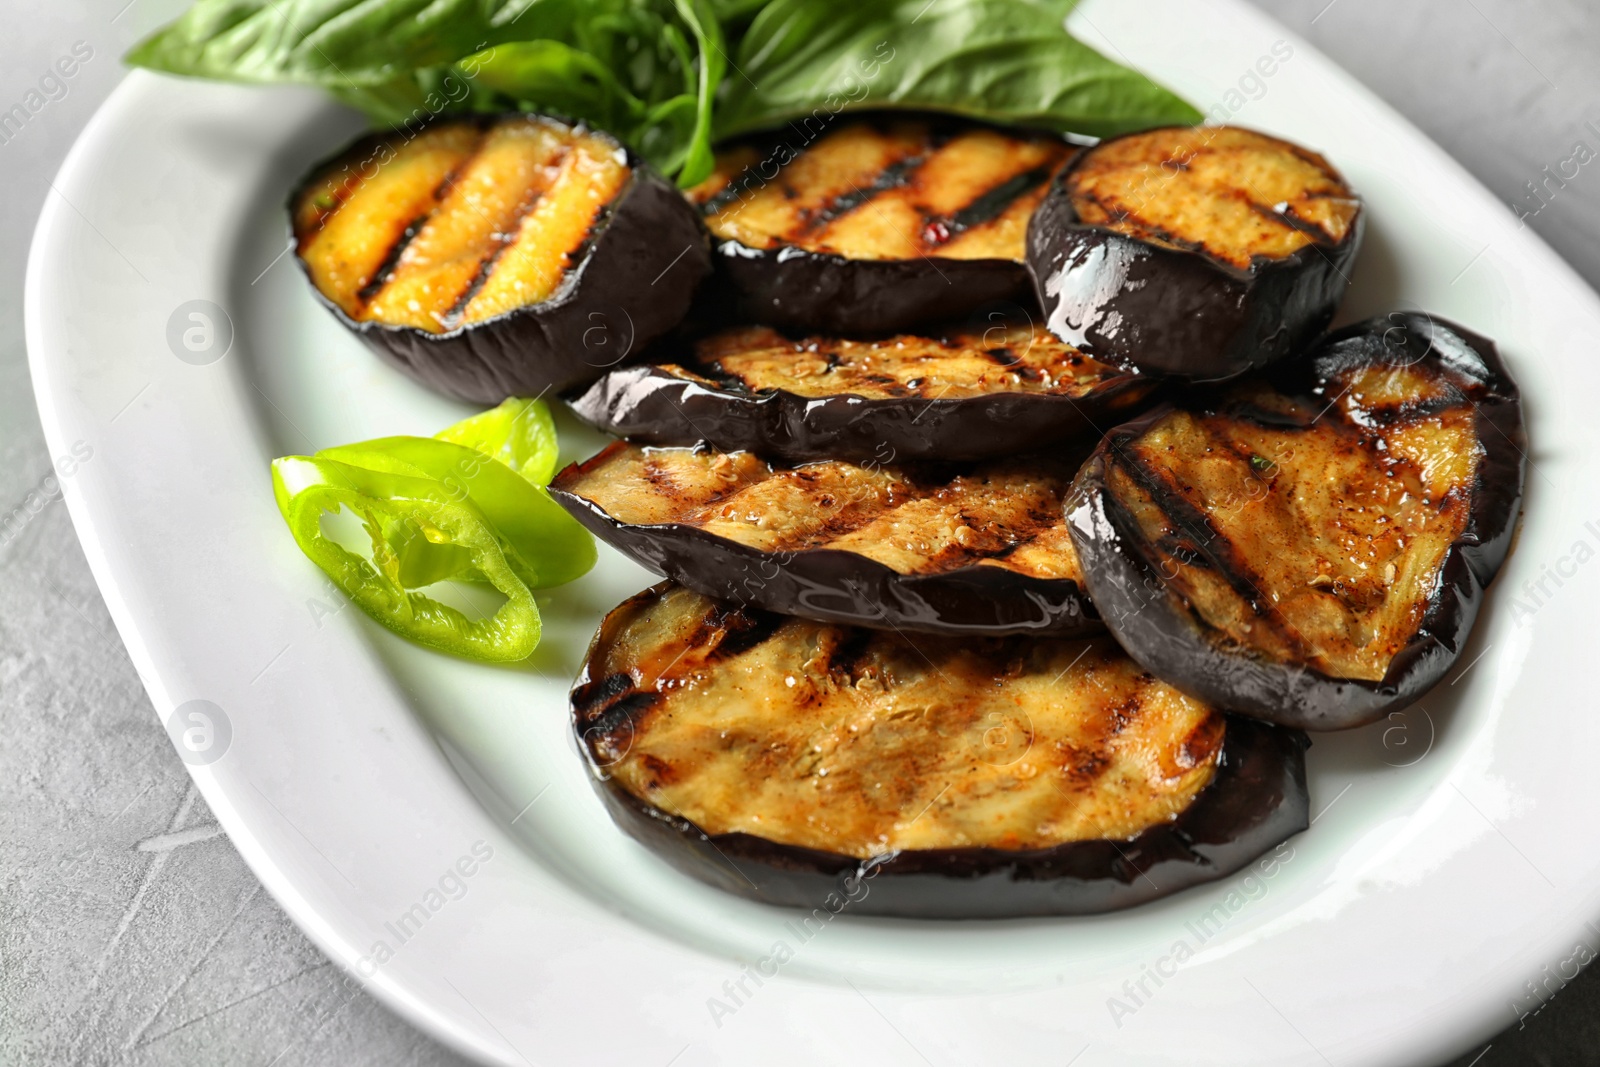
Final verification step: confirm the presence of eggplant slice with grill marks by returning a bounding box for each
[1028,126,1363,381]
[1069,313,1525,731]
[549,442,1099,636]
[574,582,1309,918]
[290,113,710,404]
[568,319,1156,462]
[687,117,1078,334]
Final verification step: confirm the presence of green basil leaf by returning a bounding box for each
[709,0,772,23]
[126,0,582,87]
[323,66,502,127]
[126,0,726,182]
[718,0,1199,141]
[456,1,724,183]
[465,40,649,132]
[666,0,725,186]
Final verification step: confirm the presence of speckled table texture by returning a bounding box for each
[3,2,1598,1065]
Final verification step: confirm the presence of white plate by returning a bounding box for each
[26,1,1600,1063]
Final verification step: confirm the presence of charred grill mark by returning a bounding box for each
[700,180,751,216]
[1066,749,1111,785]
[1105,207,1211,257]
[1111,446,1313,660]
[1335,392,1473,427]
[430,165,468,205]
[824,628,878,683]
[585,587,1235,858]
[441,245,501,325]
[1107,695,1143,735]
[705,604,786,661]
[637,753,679,788]
[918,121,960,153]
[1066,129,1356,272]
[800,154,927,238]
[355,214,427,305]
[581,689,661,741]
[694,326,1112,402]
[1179,714,1226,770]
[356,141,488,308]
[1074,181,1215,256]
[1154,533,1215,569]
[572,671,637,717]
[568,446,1084,582]
[930,163,1054,241]
[696,360,765,394]
[440,142,574,325]
[697,152,780,216]
[1246,200,1337,245]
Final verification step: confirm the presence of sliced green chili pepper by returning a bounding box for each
[317,436,593,588]
[435,397,560,486]
[271,455,540,662]
[271,397,595,663]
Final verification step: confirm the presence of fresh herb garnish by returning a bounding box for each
[127,0,1199,187]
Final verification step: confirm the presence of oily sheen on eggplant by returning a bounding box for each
[549,443,1099,636]
[1068,312,1525,731]
[574,583,1310,918]
[567,320,1156,462]
[687,116,1077,333]
[1028,126,1363,381]
[289,113,710,404]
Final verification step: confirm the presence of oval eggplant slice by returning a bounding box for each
[686,117,1077,334]
[290,114,710,404]
[1069,313,1525,731]
[568,320,1156,462]
[1028,126,1363,381]
[574,583,1309,918]
[549,442,1099,636]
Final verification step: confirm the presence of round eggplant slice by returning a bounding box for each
[1069,313,1525,731]
[289,113,710,404]
[1028,126,1363,381]
[574,582,1310,919]
[686,117,1078,334]
[550,442,1100,636]
[568,320,1156,462]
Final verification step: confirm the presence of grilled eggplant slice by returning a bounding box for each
[1028,126,1362,381]
[290,114,710,403]
[568,320,1155,462]
[574,583,1309,918]
[549,443,1098,636]
[687,117,1077,334]
[1069,313,1525,731]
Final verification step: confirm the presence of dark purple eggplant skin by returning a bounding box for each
[289,122,711,405]
[567,360,1155,463]
[1026,130,1363,383]
[709,243,1033,336]
[581,709,1308,919]
[1069,313,1526,731]
[549,481,1100,637]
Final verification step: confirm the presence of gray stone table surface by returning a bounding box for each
[2,1,1596,1065]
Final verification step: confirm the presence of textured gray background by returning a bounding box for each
[2,1,1596,1065]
